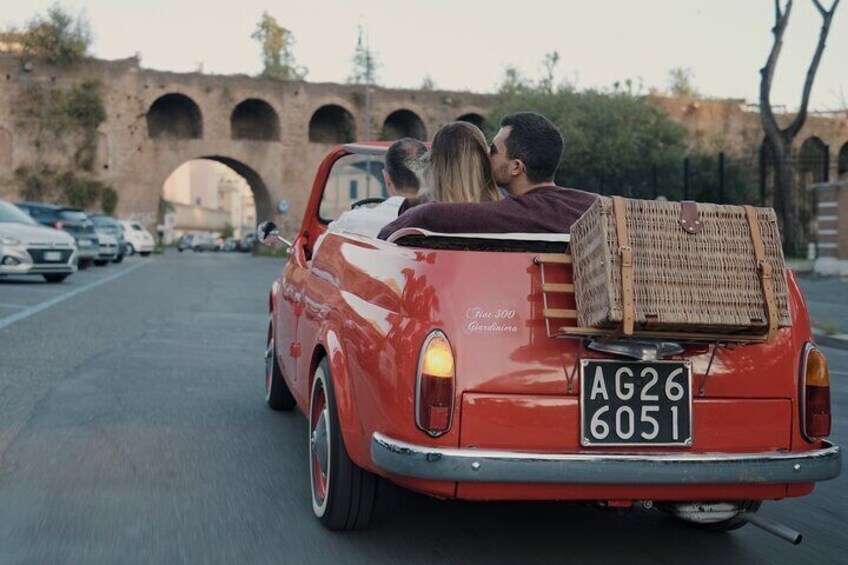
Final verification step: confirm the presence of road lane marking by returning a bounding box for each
[0,262,148,331]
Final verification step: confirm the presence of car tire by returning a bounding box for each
[93,259,109,267]
[125,243,135,256]
[78,259,92,270]
[113,253,124,264]
[265,324,296,411]
[309,357,378,531]
[43,274,70,283]
[140,251,151,257]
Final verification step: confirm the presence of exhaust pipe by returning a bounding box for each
[741,512,802,545]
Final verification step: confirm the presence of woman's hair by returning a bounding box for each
[418,122,501,204]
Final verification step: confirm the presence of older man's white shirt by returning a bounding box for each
[328,196,405,238]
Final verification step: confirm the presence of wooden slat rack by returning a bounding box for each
[535,253,768,345]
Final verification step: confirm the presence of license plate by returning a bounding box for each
[43,251,62,262]
[580,359,692,447]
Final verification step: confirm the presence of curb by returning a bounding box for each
[812,328,848,351]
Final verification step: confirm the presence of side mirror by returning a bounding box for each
[256,221,292,249]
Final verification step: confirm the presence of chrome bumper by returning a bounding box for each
[371,433,841,485]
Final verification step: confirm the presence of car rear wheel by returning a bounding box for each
[310,357,378,530]
[43,274,70,283]
[125,243,135,256]
[140,251,151,257]
[113,252,124,264]
[265,324,296,411]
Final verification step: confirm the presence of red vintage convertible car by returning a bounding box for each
[259,143,840,540]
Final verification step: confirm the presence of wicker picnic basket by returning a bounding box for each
[568,196,790,341]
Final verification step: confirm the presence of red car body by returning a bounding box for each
[264,144,840,531]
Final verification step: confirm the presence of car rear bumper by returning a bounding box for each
[371,433,841,485]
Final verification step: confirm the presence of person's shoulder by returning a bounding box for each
[544,186,600,201]
[380,196,405,209]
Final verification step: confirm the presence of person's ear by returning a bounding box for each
[510,158,525,178]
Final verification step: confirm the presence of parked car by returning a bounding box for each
[93,231,119,266]
[177,233,217,252]
[241,232,256,252]
[91,214,126,263]
[0,199,77,283]
[258,144,841,537]
[16,202,99,270]
[118,220,155,256]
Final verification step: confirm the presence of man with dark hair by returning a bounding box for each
[330,137,426,237]
[493,112,565,193]
[377,112,596,239]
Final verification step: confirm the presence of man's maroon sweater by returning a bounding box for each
[377,185,598,239]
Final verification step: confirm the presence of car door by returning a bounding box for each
[292,151,387,395]
[275,238,307,394]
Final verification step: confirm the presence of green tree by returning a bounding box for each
[19,3,92,66]
[490,85,689,198]
[251,12,307,81]
[498,66,528,96]
[420,74,436,91]
[668,67,699,97]
[348,24,380,85]
[538,51,560,94]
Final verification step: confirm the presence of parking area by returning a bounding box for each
[0,254,153,329]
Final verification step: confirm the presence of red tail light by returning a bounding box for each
[801,344,831,440]
[415,330,455,437]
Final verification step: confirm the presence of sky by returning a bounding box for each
[3,0,847,112]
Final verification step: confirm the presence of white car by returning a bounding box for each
[0,199,77,283]
[119,220,155,256]
[94,231,120,265]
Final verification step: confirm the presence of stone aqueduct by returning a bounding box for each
[0,55,493,236]
[1,54,847,238]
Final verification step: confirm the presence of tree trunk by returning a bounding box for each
[773,141,798,256]
[759,0,840,257]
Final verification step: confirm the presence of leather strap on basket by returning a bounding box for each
[744,206,778,343]
[612,196,634,336]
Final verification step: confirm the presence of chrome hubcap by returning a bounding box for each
[265,340,273,393]
[311,408,329,477]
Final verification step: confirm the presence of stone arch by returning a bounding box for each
[231,99,280,141]
[160,156,272,242]
[0,126,11,168]
[838,142,848,177]
[309,104,356,143]
[147,93,203,139]
[457,112,486,130]
[382,109,426,141]
[799,136,828,182]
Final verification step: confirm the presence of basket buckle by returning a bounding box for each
[758,260,773,279]
[619,245,633,267]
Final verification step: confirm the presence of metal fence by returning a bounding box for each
[560,149,835,255]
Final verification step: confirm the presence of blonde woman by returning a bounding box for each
[400,122,501,214]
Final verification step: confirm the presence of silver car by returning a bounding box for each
[0,199,77,283]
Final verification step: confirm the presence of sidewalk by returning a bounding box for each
[795,270,848,350]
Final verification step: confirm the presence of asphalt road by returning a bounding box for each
[0,252,845,564]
